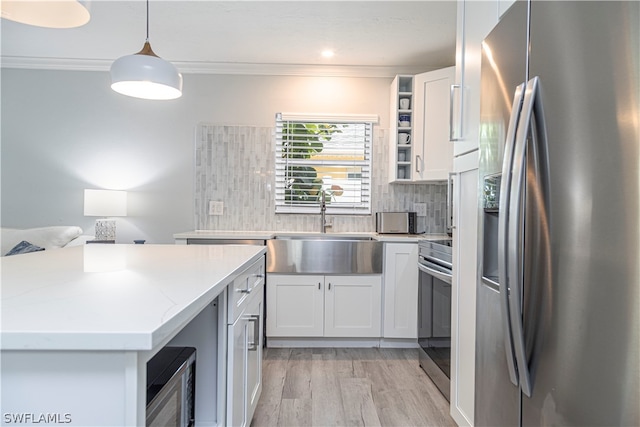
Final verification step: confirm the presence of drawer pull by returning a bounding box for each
[236,288,251,294]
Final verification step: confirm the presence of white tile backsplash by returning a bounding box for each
[195,124,447,233]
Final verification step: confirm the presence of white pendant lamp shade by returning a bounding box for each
[110,42,183,100]
[110,0,182,101]
[1,0,90,29]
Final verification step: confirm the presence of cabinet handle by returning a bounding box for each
[252,274,264,287]
[447,172,456,231]
[415,155,422,173]
[318,282,321,290]
[236,288,251,294]
[328,282,332,290]
[450,84,463,141]
[247,314,260,351]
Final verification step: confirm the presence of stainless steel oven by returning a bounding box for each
[417,239,452,401]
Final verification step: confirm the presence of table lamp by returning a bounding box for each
[84,189,127,242]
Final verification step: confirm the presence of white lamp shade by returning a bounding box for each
[110,52,183,100]
[84,189,127,217]
[1,0,90,28]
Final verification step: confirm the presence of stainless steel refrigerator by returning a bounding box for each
[476,1,639,425]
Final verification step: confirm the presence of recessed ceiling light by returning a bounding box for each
[322,50,335,58]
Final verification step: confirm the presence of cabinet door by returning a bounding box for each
[227,315,248,427]
[383,243,419,338]
[266,274,324,337]
[246,285,263,423]
[450,151,479,426]
[453,0,499,156]
[324,275,382,337]
[413,67,455,181]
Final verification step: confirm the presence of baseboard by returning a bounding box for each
[379,338,419,348]
[266,337,418,348]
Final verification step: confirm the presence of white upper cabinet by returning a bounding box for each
[413,66,455,181]
[452,0,500,156]
[389,68,455,183]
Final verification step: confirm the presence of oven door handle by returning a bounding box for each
[418,262,452,285]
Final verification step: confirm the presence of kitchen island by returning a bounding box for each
[1,244,266,426]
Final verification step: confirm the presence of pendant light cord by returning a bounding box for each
[145,0,149,42]
[137,0,156,57]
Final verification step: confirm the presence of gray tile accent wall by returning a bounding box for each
[195,124,447,233]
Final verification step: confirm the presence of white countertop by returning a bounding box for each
[1,244,265,351]
[174,230,450,243]
[174,230,276,240]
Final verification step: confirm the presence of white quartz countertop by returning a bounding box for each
[174,230,276,240]
[174,230,450,243]
[1,244,265,351]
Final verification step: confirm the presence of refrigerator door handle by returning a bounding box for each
[498,82,526,388]
[509,76,548,398]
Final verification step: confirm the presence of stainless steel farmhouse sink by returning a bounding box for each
[267,236,382,274]
[274,234,375,241]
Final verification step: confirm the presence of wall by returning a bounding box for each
[1,69,444,243]
[195,124,447,233]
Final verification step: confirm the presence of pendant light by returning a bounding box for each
[1,0,90,29]
[110,0,182,100]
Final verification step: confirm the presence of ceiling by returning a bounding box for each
[0,1,458,77]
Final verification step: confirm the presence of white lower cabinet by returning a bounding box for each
[325,275,382,337]
[245,290,263,421]
[266,274,324,337]
[227,258,265,427]
[228,311,249,427]
[383,243,419,339]
[266,274,382,338]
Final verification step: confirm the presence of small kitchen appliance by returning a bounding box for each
[375,212,417,234]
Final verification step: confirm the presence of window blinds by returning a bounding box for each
[274,113,374,214]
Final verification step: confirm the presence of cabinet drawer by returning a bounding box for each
[228,257,265,323]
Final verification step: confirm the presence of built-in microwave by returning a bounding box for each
[146,346,196,427]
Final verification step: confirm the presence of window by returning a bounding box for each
[275,113,376,214]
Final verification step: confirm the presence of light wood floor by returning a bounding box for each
[251,347,456,427]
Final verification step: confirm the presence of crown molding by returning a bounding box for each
[0,56,436,78]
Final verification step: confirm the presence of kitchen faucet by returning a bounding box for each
[320,190,332,233]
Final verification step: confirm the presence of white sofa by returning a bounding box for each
[1,226,92,256]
